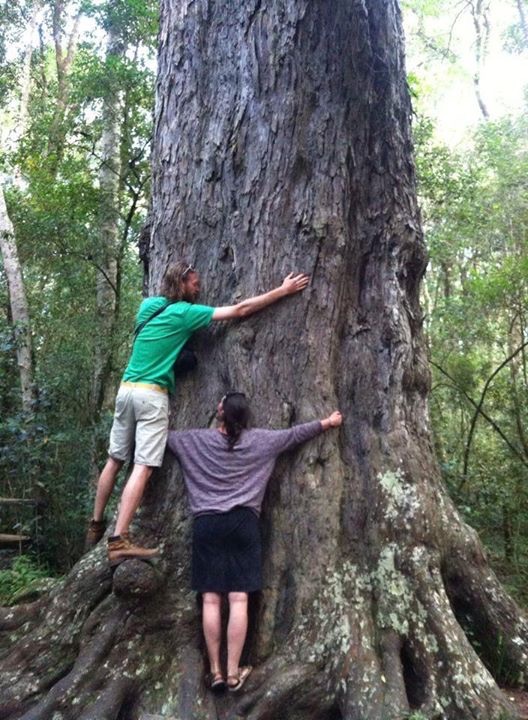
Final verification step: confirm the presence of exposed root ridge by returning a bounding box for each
[398,543,517,719]
[443,525,528,688]
[77,677,134,720]
[228,658,333,720]
[0,599,44,635]
[0,552,115,719]
[16,606,123,720]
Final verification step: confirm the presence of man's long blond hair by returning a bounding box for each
[161,261,194,301]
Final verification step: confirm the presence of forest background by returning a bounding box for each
[0,0,526,608]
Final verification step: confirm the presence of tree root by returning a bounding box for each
[443,522,528,688]
[0,551,114,719]
[1,545,525,720]
[216,658,335,720]
[403,547,515,719]
[0,599,45,634]
[1,498,526,720]
[2,603,121,720]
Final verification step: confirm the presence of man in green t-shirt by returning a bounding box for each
[86,260,309,565]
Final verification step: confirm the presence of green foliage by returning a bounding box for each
[502,21,528,54]
[81,0,158,45]
[0,555,52,605]
[408,0,528,604]
[415,108,528,606]
[0,0,154,571]
[0,2,29,96]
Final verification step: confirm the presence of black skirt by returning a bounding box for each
[192,506,262,593]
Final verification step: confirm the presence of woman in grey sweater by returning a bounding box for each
[167,392,342,692]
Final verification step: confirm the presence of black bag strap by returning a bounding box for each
[133,302,171,341]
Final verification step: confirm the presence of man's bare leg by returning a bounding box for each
[93,457,124,522]
[114,463,153,536]
[106,463,159,565]
[85,457,124,549]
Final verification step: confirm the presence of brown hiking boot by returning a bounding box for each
[84,519,107,551]
[107,533,159,567]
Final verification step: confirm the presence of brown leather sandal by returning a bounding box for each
[208,671,226,691]
[227,666,253,692]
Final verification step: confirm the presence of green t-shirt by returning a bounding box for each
[123,297,214,394]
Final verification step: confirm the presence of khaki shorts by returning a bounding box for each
[108,384,169,467]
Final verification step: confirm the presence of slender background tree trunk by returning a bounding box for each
[16,2,41,142]
[46,0,81,169]
[515,0,528,47]
[90,22,123,421]
[0,186,36,416]
[0,2,527,719]
[468,0,491,119]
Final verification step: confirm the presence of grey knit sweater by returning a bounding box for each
[167,421,323,516]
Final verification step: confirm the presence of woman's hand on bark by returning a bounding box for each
[322,411,343,430]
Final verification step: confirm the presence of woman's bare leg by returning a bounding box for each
[202,592,223,675]
[226,591,248,679]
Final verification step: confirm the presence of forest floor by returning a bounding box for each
[503,688,528,719]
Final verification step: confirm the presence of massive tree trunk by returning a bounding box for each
[0,1,527,719]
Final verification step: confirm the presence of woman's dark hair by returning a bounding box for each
[222,392,249,450]
[161,260,196,301]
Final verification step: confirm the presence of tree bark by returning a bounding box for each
[0,186,36,416]
[1,1,527,719]
[468,0,491,119]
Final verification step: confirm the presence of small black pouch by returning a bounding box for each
[173,345,198,376]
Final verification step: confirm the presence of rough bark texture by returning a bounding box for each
[0,186,36,415]
[1,1,527,719]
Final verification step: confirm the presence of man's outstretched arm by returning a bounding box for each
[211,272,309,321]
